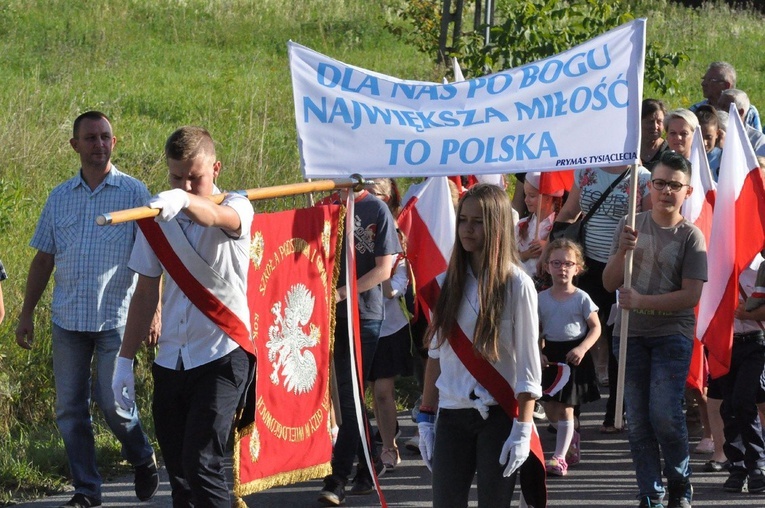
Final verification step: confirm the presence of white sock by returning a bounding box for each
[555,418,575,459]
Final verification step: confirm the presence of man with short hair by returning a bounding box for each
[718,89,765,157]
[113,126,255,507]
[691,61,762,132]
[15,111,159,508]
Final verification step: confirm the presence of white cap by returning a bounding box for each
[524,172,564,197]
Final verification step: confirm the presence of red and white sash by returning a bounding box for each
[137,218,254,355]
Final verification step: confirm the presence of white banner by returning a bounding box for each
[289,19,645,179]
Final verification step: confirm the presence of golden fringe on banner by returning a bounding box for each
[235,463,333,498]
[328,204,345,356]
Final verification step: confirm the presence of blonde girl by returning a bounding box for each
[417,183,542,507]
[538,239,601,476]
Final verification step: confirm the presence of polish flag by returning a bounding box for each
[697,105,765,379]
[397,177,456,319]
[681,127,717,391]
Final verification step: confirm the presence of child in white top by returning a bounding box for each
[538,238,601,476]
[418,183,542,507]
[515,172,562,278]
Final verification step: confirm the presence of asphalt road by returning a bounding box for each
[10,393,765,507]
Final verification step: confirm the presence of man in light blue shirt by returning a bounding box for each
[15,111,158,508]
[690,61,762,132]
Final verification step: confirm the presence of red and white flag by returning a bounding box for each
[681,127,717,391]
[397,177,456,318]
[697,105,765,379]
[543,363,571,397]
[683,127,717,240]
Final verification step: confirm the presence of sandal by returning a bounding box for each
[599,425,622,434]
[380,447,401,470]
[545,456,568,476]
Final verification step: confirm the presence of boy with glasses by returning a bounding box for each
[603,151,708,508]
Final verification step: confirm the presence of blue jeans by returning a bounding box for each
[330,317,382,481]
[52,325,154,499]
[614,333,692,500]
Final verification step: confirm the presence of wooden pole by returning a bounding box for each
[97,177,363,226]
[614,162,639,430]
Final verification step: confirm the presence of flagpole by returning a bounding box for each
[615,162,639,430]
[96,177,365,226]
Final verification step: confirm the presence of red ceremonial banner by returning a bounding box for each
[234,204,344,495]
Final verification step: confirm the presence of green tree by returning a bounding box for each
[388,0,688,95]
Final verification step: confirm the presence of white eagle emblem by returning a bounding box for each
[266,284,320,394]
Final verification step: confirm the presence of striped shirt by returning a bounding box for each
[30,166,150,331]
[575,167,651,263]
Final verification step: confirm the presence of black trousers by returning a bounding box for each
[720,333,765,471]
[152,347,250,508]
[432,406,518,507]
[330,317,382,481]
[576,256,619,427]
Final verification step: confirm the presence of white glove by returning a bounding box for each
[499,419,532,477]
[148,189,190,222]
[418,421,435,472]
[112,356,135,411]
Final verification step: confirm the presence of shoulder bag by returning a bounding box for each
[550,168,629,249]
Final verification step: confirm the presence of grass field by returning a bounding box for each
[0,0,763,503]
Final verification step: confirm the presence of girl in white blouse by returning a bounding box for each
[417,183,543,507]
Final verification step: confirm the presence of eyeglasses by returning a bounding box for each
[548,260,576,269]
[651,179,689,192]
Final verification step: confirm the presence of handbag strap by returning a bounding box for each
[579,168,630,225]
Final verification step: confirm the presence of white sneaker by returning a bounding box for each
[533,402,547,420]
[405,435,420,453]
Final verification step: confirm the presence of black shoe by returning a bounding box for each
[748,468,765,493]
[703,460,725,473]
[59,493,101,508]
[724,467,748,493]
[134,455,160,501]
[318,475,346,506]
[666,480,692,508]
[349,474,375,495]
